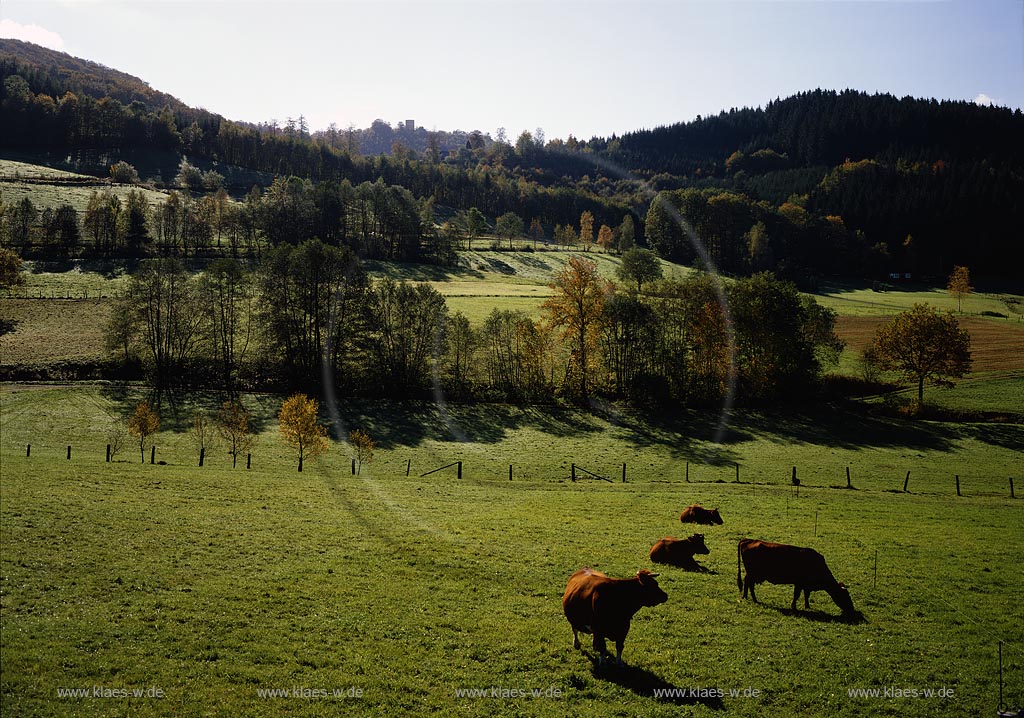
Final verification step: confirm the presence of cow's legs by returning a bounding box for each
[572,628,580,650]
[792,585,800,610]
[803,589,811,609]
[746,578,758,603]
[593,634,608,658]
[614,639,626,666]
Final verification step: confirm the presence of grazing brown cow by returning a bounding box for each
[562,568,668,665]
[650,534,710,570]
[737,538,857,617]
[680,504,723,525]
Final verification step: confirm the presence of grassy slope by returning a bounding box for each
[1,385,1022,717]
[0,159,171,214]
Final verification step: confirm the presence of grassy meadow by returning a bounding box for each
[1,385,1022,717]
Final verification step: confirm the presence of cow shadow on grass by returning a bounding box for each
[586,654,725,709]
[762,604,867,625]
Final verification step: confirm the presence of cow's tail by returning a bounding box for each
[736,540,743,593]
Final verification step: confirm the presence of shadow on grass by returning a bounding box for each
[362,259,484,282]
[586,653,725,709]
[761,603,867,625]
[732,404,962,453]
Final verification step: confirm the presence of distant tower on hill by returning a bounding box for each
[405,119,415,132]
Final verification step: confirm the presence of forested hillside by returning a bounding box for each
[2,39,1022,278]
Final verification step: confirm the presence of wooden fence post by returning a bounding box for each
[1010,478,1015,499]
[509,465,513,481]
[26,444,30,457]
[199,447,205,467]
[150,446,155,465]
[903,470,910,492]
[571,464,576,482]
[622,463,626,483]
[106,444,111,462]
[685,462,689,482]
[457,461,462,480]
[246,453,251,469]
[791,466,799,486]
[955,475,960,496]
[735,462,740,483]
[67,445,71,460]
[406,459,411,477]
[351,458,356,475]
[846,466,851,488]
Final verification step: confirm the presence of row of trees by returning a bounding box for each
[115,393,374,473]
[106,245,846,406]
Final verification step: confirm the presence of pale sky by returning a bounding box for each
[2,1,1022,140]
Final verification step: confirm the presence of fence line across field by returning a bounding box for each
[9,441,1020,497]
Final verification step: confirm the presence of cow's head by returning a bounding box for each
[710,508,724,525]
[636,570,669,606]
[832,582,858,617]
[686,534,711,555]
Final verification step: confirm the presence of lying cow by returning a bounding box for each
[650,534,710,570]
[680,504,723,525]
[562,568,668,665]
[737,538,857,617]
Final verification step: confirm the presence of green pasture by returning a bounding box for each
[813,281,1021,319]
[1,385,1022,717]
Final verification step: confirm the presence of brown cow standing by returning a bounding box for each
[680,504,724,525]
[562,568,668,665]
[649,534,710,570]
[737,538,857,617]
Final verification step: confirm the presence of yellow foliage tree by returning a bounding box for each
[348,429,375,475]
[127,401,160,463]
[597,224,614,252]
[947,266,973,313]
[579,211,595,251]
[278,393,329,472]
[542,255,610,401]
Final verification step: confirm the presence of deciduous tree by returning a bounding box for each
[218,399,254,468]
[348,429,375,474]
[127,401,160,463]
[495,212,524,250]
[947,266,972,313]
[579,211,595,251]
[870,303,971,404]
[542,255,610,401]
[278,393,328,472]
[617,247,663,293]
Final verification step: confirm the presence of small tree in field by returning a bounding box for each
[947,265,973,313]
[188,410,219,465]
[617,247,663,293]
[218,399,254,469]
[349,429,375,475]
[109,161,140,184]
[278,393,328,472]
[127,401,160,463]
[870,303,971,405]
[107,418,130,461]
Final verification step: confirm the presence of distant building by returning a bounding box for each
[405,120,415,132]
